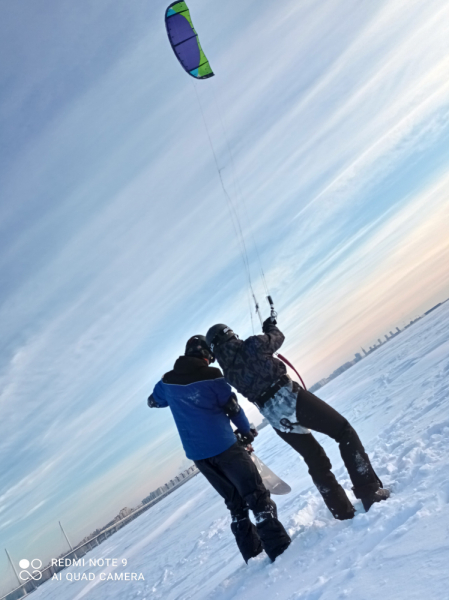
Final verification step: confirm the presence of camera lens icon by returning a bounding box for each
[19,559,42,581]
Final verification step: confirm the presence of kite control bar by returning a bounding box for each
[267,295,278,322]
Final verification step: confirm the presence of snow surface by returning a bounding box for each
[33,303,449,599]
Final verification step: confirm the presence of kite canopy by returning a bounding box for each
[165,1,214,79]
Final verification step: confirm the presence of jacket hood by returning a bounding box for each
[173,355,208,374]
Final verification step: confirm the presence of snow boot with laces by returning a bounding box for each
[361,488,390,512]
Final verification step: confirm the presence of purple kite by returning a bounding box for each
[165,1,214,79]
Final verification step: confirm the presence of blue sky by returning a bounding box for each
[1,0,449,591]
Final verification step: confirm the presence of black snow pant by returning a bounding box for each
[194,443,291,562]
[274,384,381,519]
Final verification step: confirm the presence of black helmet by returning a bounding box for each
[206,324,236,352]
[185,335,215,363]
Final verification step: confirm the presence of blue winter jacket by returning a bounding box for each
[149,356,251,460]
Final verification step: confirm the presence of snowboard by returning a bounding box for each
[250,452,291,495]
[234,429,291,495]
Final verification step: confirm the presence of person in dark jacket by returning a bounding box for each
[147,334,291,563]
[206,321,390,519]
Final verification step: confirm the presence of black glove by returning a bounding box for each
[223,393,241,417]
[147,395,159,408]
[235,428,258,445]
[262,316,277,332]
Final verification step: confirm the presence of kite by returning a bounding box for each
[165,1,214,79]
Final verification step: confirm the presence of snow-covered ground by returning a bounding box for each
[33,303,449,600]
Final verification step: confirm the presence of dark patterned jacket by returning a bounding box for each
[214,322,287,403]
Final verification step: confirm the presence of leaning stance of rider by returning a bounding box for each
[206,320,389,519]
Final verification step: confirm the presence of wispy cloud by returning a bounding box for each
[1,0,449,591]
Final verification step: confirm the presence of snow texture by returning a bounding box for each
[32,303,449,599]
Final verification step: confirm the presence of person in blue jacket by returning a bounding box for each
[147,334,291,563]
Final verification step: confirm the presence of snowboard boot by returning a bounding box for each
[360,488,390,512]
[256,517,291,562]
[254,501,291,562]
[231,510,264,563]
[329,502,356,521]
[316,483,356,521]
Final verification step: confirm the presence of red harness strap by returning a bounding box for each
[275,353,307,391]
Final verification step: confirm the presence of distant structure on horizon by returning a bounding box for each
[77,465,198,549]
[308,300,447,394]
[2,465,201,600]
[141,465,198,505]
